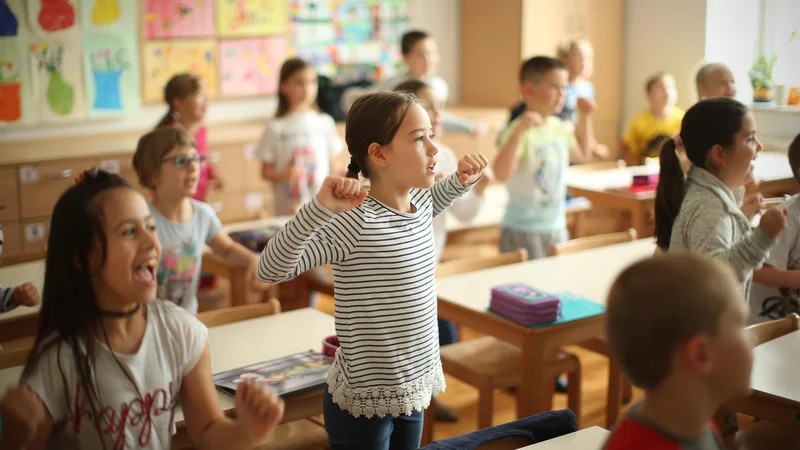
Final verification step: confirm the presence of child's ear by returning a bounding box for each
[368,143,388,169]
[521,81,534,98]
[709,144,727,170]
[681,334,714,376]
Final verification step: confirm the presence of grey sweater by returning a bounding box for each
[669,166,775,303]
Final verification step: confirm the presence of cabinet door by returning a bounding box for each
[19,160,95,219]
[209,145,245,193]
[0,167,20,222]
[21,217,50,254]
[0,221,23,256]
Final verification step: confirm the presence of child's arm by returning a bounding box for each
[258,177,367,284]
[570,113,593,164]
[0,385,48,450]
[493,113,541,181]
[261,163,292,182]
[753,265,800,288]
[180,344,284,450]
[256,125,291,182]
[207,233,267,292]
[429,153,488,218]
[0,283,40,313]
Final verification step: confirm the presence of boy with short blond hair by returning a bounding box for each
[604,253,754,449]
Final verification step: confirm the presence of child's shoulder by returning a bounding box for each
[149,300,208,340]
[191,199,219,219]
[604,418,682,450]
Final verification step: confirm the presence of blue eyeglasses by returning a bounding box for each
[161,154,207,168]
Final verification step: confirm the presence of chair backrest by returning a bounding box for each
[197,298,281,328]
[0,346,31,370]
[435,249,528,278]
[568,160,627,173]
[549,229,637,257]
[746,313,800,346]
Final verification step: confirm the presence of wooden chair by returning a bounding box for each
[423,250,582,443]
[568,160,627,173]
[0,311,39,344]
[548,229,638,257]
[0,346,31,370]
[197,298,281,327]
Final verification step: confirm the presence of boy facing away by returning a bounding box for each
[493,56,592,260]
[603,253,754,450]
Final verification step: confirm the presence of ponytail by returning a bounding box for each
[155,108,175,128]
[654,138,685,249]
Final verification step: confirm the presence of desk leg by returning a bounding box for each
[517,337,547,418]
[630,205,650,239]
[230,269,248,307]
[606,355,623,428]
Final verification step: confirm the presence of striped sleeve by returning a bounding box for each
[428,170,478,218]
[0,286,18,313]
[257,197,363,283]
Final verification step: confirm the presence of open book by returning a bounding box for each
[213,350,333,397]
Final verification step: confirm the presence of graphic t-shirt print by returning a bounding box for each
[158,241,198,307]
[68,381,179,449]
[530,143,562,208]
[289,146,318,201]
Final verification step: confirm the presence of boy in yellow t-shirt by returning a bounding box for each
[621,72,684,165]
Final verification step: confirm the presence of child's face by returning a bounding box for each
[404,38,439,79]
[700,67,737,100]
[524,68,567,115]
[377,102,438,189]
[647,75,678,110]
[153,145,203,198]
[566,42,593,78]
[713,112,762,189]
[417,87,443,137]
[706,298,754,403]
[174,89,207,123]
[91,188,161,308]
[281,67,318,110]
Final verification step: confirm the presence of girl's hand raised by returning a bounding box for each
[235,379,285,443]
[759,208,788,239]
[457,153,489,184]
[316,176,368,214]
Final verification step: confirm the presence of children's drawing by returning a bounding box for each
[144,0,214,39]
[219,37,286,97]
[81,0,135,33]
[0,0,19,36]
[0,37,32,124]
[217,0,288,37]
[142,39,217,102]
[90,0,119,25]
[31,0,77,33]
[84,33,139,115]
[29,39,85,121]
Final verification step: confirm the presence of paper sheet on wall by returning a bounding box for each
[81,0,137,34]
[0,37,34,125]
[217,0,288,37]
[29,39,87,122]
[143,0,214,39]
[142,39,218,102]
[219,37,286,97]
[83,33,139,116]
[0,0,28,38]
[27,0,80,38]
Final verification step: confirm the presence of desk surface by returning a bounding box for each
[751,330,800,404]
[436,239,656,311]
[518,426,609,449]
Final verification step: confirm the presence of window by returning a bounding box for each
[760,0,800,86]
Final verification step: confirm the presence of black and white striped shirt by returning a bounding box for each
[258,172,474,418]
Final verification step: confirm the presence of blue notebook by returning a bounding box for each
[489,290,605,329]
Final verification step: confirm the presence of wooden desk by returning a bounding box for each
[435,240,656,428]
[727,330,800,429]
[518,426,609,449]
[567,152,796,238]
[0,308,335,448]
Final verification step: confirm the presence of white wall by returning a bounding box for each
[622,0,708,124]
[0,0,460,143]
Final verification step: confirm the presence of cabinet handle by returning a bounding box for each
[210,153,222,163]
[45,169,73,179]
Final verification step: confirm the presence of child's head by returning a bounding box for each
[655,98,759,248]
[558,38,593,79]
[401,30,439,79]
[520,56,568,116]
[607,253,753,404]
[696,63,736,100]
[788,133,800,185]
[645,72,678,111]
[345,91,437,190]
[394,80,443,137]
[133,127,201,199]
[156,73,207,127]
[276,58,317,118]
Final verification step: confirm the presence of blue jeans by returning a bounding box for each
[323,387,424,450]
[438,318,458,346]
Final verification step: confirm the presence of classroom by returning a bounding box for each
[0,0,799,448]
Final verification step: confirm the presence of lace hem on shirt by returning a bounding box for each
[326,360,446,419]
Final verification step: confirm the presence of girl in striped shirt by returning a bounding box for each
[258,90,487,449]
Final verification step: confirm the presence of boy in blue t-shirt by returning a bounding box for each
[493,56,592,259]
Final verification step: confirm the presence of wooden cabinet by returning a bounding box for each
[20,218,50,253]
[0,221,22,256]
[18,160,95,219]
[0,167,19,222]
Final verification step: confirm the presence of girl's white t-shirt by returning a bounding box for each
[256,111,344,215]
[24,301,208,450]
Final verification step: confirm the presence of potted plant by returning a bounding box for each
[749,53,777,103]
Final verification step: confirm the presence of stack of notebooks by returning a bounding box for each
[490,283,562,326]
[213,350,332,397]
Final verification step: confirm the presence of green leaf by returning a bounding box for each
[791,30,797,42]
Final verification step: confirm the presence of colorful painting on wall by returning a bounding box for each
[83,33,140,116]
[219,37,286,97]
[27,0,79,37]
[0,37,34,125]
[29,39,87,121]
[217,0,288,37]
[81,0,137,33]
[142,39,218,102]
[143,0,214,39]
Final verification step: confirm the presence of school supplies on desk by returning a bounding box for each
[229,226,282,253]
[489,290,606,328]
[213,350,332,398]
[489,283,562,326]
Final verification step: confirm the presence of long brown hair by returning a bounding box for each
[276,58,313,119]
[155,73,202,128]
[344,91,425,179]
[654,98,749,249]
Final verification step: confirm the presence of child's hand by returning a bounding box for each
[517,111,544,133]
[234,379,285,443]
[13,283,40,307]
[577,97,597,114]
[741,192,765,221]
[593,143,610,159]
[1,385,45,448]
[316,176,368,214]
[759,208,789,239]
[457,153,489,185]
[246,258,270,292]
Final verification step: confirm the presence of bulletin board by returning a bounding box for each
[0,0,409,126]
